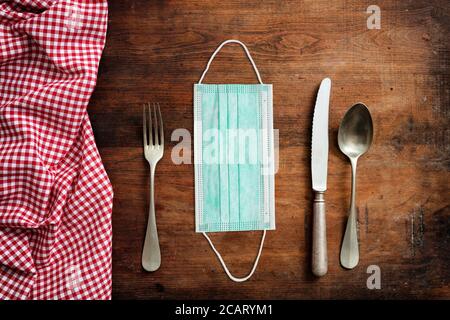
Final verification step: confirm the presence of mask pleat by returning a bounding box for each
[202,88,220,229]
[237,90,261,229]
[218,89,229,227]
[227,90,240,228]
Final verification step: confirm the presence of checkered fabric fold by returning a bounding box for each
[0,0,113,299]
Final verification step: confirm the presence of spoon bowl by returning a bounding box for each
[338,103,373,269]
[338,103,373,159]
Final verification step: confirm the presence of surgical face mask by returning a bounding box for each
[194,40,275,282]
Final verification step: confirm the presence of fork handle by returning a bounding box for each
[312,191,328,277]
[142,167,161,272]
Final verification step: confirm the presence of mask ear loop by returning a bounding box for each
[199,39,266,282]
[198,39,263,85]
[202,231,266,282]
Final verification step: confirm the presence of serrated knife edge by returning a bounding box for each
[311,77,331,192]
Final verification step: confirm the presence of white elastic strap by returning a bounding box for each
[198,39,263,84]
[202,230,266,282]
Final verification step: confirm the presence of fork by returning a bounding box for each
[142,102,164,272]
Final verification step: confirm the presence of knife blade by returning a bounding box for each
[311,77,331,277]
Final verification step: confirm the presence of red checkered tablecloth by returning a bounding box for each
[0,0,113,299]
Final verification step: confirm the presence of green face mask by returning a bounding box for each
[194,40,275,282]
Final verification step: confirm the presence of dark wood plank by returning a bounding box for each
[88,0,450,299]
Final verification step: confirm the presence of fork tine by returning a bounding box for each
[153,103,159,145]
[143,104,147,146]
[148,103,153,145]
[157,102,164,146]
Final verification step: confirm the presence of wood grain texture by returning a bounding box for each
[88,0,450,299]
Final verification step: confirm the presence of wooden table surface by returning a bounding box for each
[88,0,449,299]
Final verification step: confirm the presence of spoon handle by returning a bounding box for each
[340,159,359,269]
[312,191,327,277]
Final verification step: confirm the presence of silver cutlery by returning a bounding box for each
[311,77,331,277]
[338,103,373,269]
[142,102,164,272]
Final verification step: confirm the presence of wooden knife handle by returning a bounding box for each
[312,191,328,277]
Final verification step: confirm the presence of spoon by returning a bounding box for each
[338,103,373,269]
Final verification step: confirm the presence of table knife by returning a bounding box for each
[311,77,331,277]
